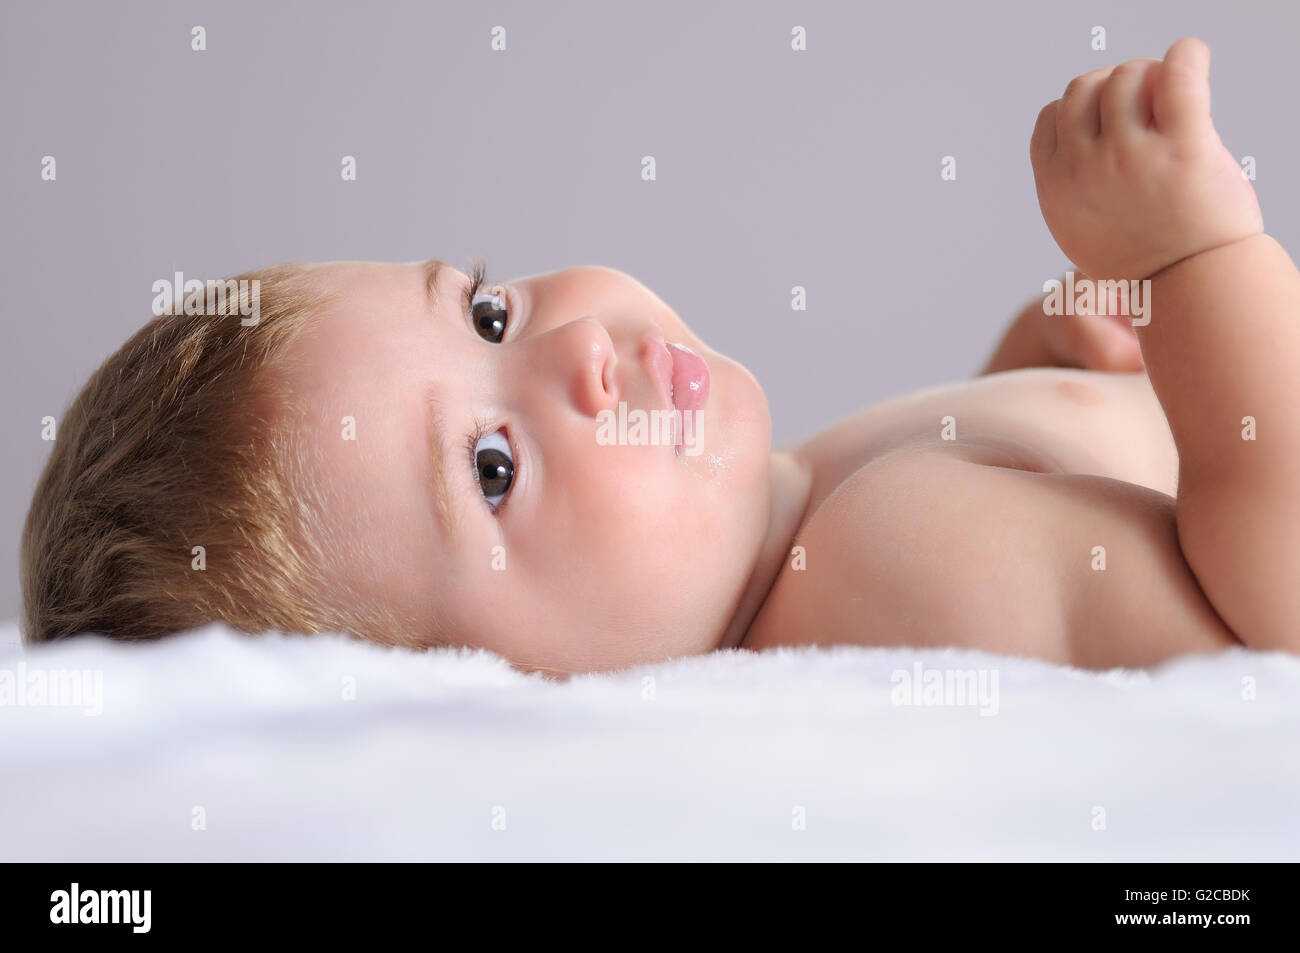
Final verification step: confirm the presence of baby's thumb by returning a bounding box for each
[1153,37,1212,135]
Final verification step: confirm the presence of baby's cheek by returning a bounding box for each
[578,455,680,531]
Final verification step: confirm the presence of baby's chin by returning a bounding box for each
[698,345,772,468]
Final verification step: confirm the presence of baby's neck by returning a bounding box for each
[717,449,814,651]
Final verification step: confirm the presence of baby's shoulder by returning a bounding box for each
[741,443,1233,665]
[745,445,1047,651]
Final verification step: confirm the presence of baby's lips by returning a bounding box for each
[666,343,710,412]
[638,327,674,409]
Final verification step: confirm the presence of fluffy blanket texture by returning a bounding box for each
[1,623,1296,860]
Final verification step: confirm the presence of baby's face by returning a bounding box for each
[279,260,773,672]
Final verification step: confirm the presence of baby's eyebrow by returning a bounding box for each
[425,389,460,548]
[423,257,447,312]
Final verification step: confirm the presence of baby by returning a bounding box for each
[21,38,1299,675]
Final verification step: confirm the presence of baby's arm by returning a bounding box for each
[1143,235,1300,652]
[1032,37,1300,652]
[980,275,1143,374]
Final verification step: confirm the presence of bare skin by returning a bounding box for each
[748,37,1298,666]
[743,368,1233,667]
[280,37,1296,674]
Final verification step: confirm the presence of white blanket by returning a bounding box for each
[1,622,1297,861]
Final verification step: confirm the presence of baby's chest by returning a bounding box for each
[879,372,1155,474]
[797,369,1175,512]
[746,390,1220,664]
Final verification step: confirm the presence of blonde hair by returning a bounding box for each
[20,262,420,647]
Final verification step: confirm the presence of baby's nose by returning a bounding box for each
[555,316,618,417]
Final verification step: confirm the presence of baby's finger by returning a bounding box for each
[1058,67,1113,140]
[1030,99,1059,165]
[1153,36,1212,136]
[1100,58,1161,135]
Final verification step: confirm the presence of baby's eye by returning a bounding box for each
[473,429,514,509]
[471,286,509,343]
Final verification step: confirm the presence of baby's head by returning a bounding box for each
[21,260,774,673]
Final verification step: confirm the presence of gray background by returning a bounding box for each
[2,0,1298,626]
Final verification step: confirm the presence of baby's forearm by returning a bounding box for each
[1142,233,1300,480]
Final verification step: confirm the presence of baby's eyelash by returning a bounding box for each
[465,415,490,487]
[461,258,490,318]
[465,415,512,514]
[461,260,512,514]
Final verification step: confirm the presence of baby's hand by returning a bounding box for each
[1030,37,1262,281]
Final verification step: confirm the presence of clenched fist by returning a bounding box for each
[1030,37,1262,281]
